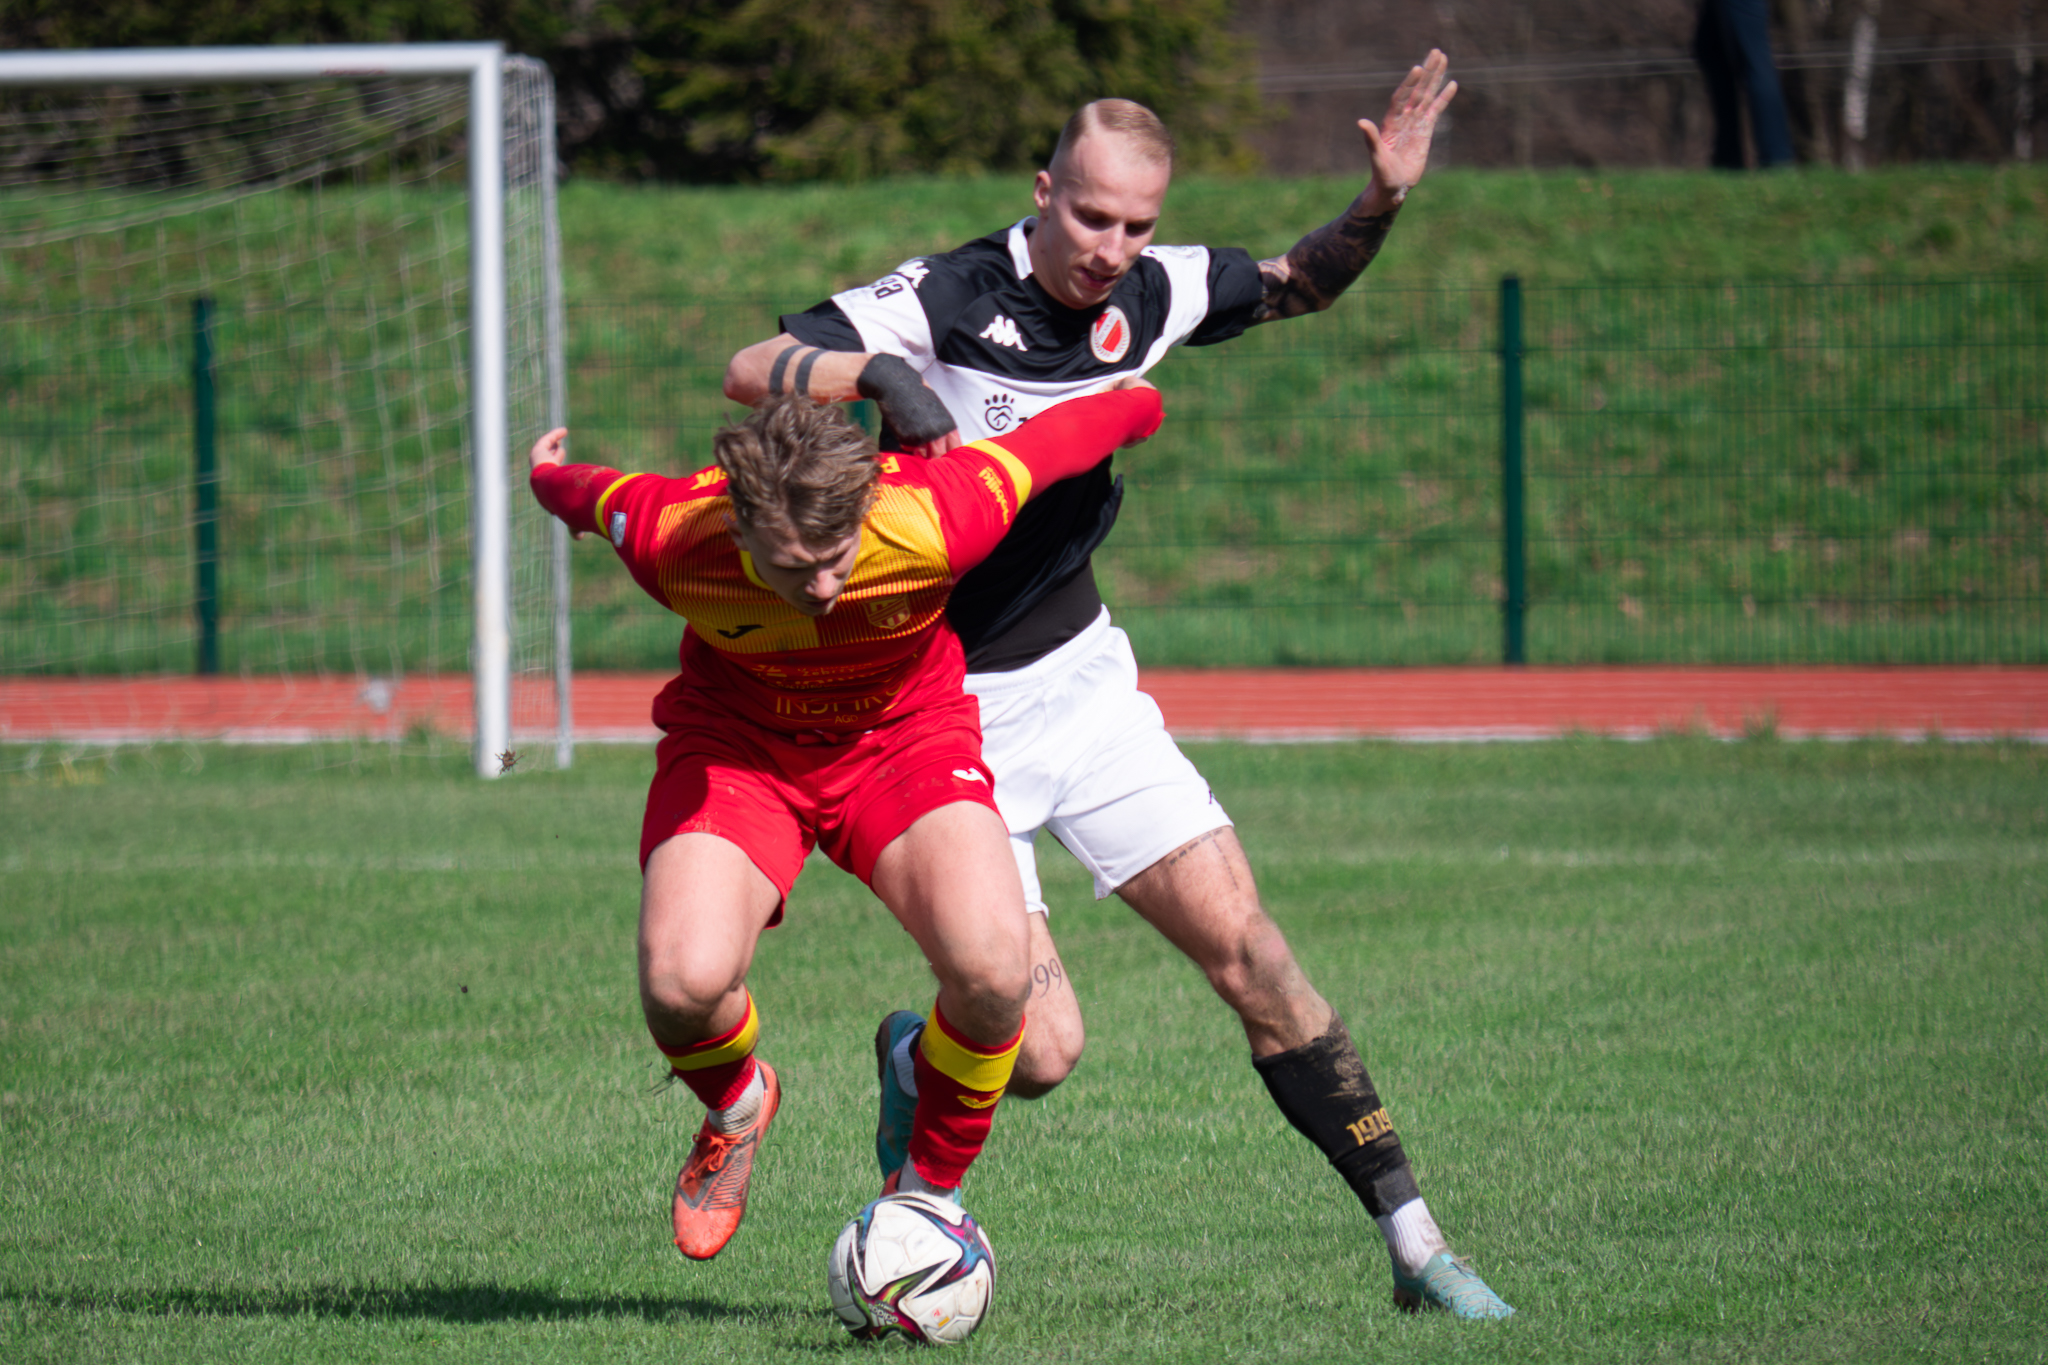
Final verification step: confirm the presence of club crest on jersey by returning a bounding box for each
[1090,306,1132,363]
[608,511,627,547]
[983,392,1017,432]
[865,595,914,631]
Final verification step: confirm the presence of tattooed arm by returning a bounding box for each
[1252,49,1459,324]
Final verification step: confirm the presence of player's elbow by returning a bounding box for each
[723,335,796,406]
[722,354,762,406]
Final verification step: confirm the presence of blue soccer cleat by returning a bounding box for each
[1392,1251,1516,1319]
[873,1009,924,1178]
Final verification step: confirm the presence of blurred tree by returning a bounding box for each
[0,0,1260,179]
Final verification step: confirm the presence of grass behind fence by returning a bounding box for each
[5,167,2045,671]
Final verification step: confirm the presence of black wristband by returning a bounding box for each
[792,348,823,399]
[856,353,957,447]
[766,344,803,396]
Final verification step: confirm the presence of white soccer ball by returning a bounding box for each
[827,1192,995,1345]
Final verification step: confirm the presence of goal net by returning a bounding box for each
[0,45,568,776]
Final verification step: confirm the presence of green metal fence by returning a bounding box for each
[562,278,2046,668]
[5,279,2042,673]
[1513,278,2046,663]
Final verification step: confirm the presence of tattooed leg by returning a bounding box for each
[1009,909,1084,1098]
[1116,826,1332,1056]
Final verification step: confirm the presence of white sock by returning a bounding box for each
[1375,1197,1449,1278]
[896,1161,960,1204]
[708,1065,765,1135]
[891,1026,922,1098]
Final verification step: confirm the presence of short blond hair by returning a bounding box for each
[714,396,878,546]
[1048,99,1176,183]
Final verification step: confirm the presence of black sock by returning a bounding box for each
[1252,1015,1421,1218]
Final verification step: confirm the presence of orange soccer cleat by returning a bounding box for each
[671,1061,781,1260]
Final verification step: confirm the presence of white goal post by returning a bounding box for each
[0,44,569,778]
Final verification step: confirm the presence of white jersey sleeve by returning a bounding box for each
[829,259,939,371]
[1137,244,1230,370]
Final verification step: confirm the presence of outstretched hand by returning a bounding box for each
[1359,49,1457,203]
[1111,373,1159,448]
[528,428,585,538]
[529,427,569,470]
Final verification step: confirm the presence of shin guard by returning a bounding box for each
[657,992,760,1111]
[906,1004,1022,1189]
[1252,1015,1421,1217]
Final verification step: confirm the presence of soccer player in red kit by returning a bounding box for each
[527,383,1162,1261]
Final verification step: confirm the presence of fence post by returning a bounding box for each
[193,296,219,676]
[1500,276,1527,665]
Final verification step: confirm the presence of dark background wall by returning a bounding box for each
[3,0,2040,175]
[1243,0,2045,172]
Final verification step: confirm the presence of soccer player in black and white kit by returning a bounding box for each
[724,51,1513,1319]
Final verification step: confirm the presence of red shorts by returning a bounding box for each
[639,689,998,920]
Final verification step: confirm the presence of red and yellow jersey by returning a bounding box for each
[531,387,1162,736]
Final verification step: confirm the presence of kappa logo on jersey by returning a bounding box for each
[897,259,930,289]
[979,314,1029,351]
[1090,305,1132,363]
[983,392,1017,432]
[864,595,914,631]
[952,768,987,784]
[608,511,627,547]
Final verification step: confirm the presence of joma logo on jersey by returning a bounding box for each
[608,511,627,547]
[1347,1108,1395,1146]
[1090,305,1132,363]
[979,314,1029,351]
[864,595,914,631]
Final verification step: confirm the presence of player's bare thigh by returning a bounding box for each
[1114,825,1331,1057]
[638,831,783,1048]
[869,801,1034,1043]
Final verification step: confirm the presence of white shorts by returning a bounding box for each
[966,608,1231,916]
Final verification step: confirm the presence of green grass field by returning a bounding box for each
[4,737,2043,1362]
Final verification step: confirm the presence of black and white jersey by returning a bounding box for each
[781,217,1263,668]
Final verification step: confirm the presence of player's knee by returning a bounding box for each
[937,956,1032,1037]
[638,956,745,1031]
[1009,1019,1084,1099]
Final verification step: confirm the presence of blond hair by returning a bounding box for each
[1048,99,1176,183]
[714,396,878,545]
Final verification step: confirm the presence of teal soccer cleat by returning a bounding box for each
[873,1010,924,1178]
[1392,1251,1516,1319]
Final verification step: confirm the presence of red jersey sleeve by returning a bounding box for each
[915,387,1164,573]
[531,461,724,611]
[531,460,643,538]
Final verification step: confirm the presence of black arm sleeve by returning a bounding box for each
[779,300,865,351]
[1184,247,1267,347]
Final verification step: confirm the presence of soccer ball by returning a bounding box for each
[827,1192,995,1345]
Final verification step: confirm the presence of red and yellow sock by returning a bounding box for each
[907,1002,1023,1190]
[656,991,759,1111]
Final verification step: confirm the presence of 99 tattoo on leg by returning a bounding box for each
[1030,955,1068,998]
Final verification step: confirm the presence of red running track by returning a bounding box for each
[3,668,2045,745]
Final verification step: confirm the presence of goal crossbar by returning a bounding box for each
[0,44,561,778]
